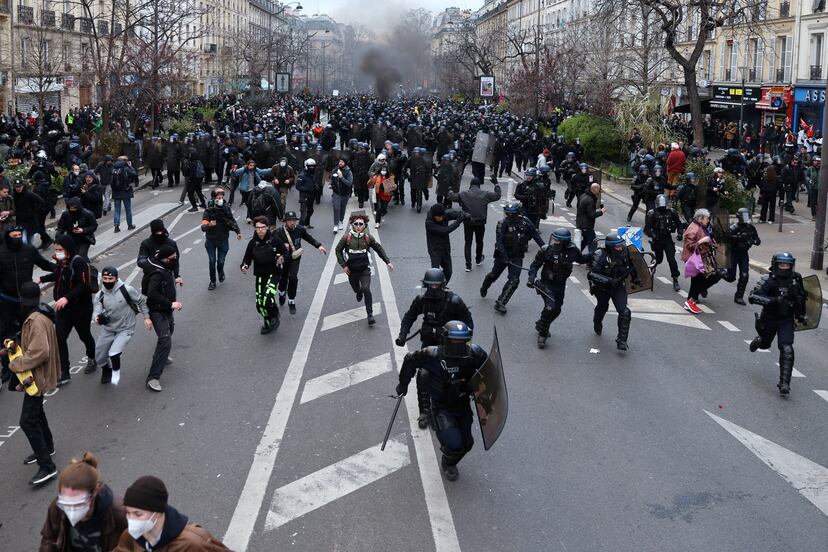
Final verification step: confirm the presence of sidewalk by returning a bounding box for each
[600,177,828,304]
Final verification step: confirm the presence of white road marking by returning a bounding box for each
[745,339,771,352]
[579,290,711,329]
[677,289,689,298]
[774,362,806,378]
[320,303,382,331]
[569,276,580,284]
[193,239,202,245]
[814,390,828,403]
[223,202,354,552]
[706,411,828,517]
[123,266,141,285]
[657,276,672,285]
[264,435,411,531]
[182,247,192,254]
[333,267,375,285]
[698,303,715,314]
[633,312,712,330]
[718,320,741,332]
[172,224,203,242]
[371,205,462,552]
[300,353,392,404]
[165,211,187,233]
[627,298,688,314]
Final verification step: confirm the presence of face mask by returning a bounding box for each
[127,514,157,540]
[6,237,22,251]
[73,170,80,175]
[280,161,286,167]
[57,496,91,527]
[381,170,387,176]
[55,251,67,261]
[151,233,166,244]
[215,198,225,207]
[103,280,116,289]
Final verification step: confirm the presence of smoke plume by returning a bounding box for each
[359,48,401,100]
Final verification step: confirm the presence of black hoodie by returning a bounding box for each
[424,204,463,254]
[0,228,55,299]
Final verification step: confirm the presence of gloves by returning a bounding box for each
[395,383,408,396]
[526,279,535,288]
[395,336,406,347]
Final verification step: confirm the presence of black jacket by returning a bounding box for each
[12,189,44,226]
[495,215,543,257]
[452,183,501,223]
[0,230,55,299]
[425,206,464,254]
[56,207,97,245]
[576,190,602,229]
[241,231,289,276]
[142,258,177,313]
[528,243,588,283]
[272,224,322,252]
[138,235,180,278]
[40,255,93,306]
[398,291,473,345]
[201,201,240,241]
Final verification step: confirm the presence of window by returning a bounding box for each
[777,35,792,81]
[21,37,29,67]
[810,33,823,78]
[750,38,764,81]
[44,40,51,65]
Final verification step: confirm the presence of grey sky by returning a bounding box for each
[300,0,482,26]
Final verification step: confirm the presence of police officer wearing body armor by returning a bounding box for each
[676,172,699,226]
[627,165,649,222]
[643,164,666,212]
[587,232,639,351]
[396,268,474,428]
[569,163,592,202]
[644,194,682,292]
[396,321,488,481]
[748,252,807,395]
[725,208,761,305]
[526,228,589,348]
[480,200,544,314]
[560,152,579,207]
[513,167,551,228]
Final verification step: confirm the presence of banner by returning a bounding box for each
[479,76,495,98]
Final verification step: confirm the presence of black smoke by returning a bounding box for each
[359,48,401,100]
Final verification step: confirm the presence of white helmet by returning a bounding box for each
[37,150,47,159]
[304,158,316,168]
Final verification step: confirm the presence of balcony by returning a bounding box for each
[79,19,92,33]
[17,5,34,24]
[61,12,74,30]
[811,65,823,79]
[780,1,790,17]
[42,9,55,27]
[0,0,10,15]
[776,68,787,82]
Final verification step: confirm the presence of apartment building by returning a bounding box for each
[474,0,509,94]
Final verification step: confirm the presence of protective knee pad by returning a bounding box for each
[541,305,561,323]
[617,308,631,340]
[779,344,794,377]
[499,278,520,305]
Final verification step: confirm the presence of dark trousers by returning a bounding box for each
[488,254,523,283]
[627,194,642,221]
[579,227,597,259]
[150,168,163,187]
[756,316,794,349]
[727,249,750,281]
[255,273,279,326]
[187,177,206,209]
[652,239,680,278]
[167,168,180,187]
[463,222,485,268]
[148,311,174,380]
[594,285,627,323]
[55,307,95,376]
[300,192,315,225]
[759,192,776,222]
[278,260,301,300]
[375,199,389,224]
[347,267,373,315]
[429,250,453,283]
[204,238,229,283]
[20,394,55,471]
[434,406,474,466]
[688,272,721,301]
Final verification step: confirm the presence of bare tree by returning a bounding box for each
[390,8,433,92]
[16,25,68,131]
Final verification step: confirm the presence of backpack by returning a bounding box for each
[111,167,128,192]
[250,190,269,216]
[194,159,205,179]
[70,255,100,293]
[98,285,138,314]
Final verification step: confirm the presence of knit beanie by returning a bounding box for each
[123,476,168,513]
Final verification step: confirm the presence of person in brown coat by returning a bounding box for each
[40,452,127,552]
[115,476,230,551]
[4,281,61,486]
[681,208,722,314]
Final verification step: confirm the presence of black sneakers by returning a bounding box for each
[30,467,58,486]
[289,303,296,315]
[24,450,55,465]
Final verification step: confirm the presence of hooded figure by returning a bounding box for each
[137,220,181,281]
[424,203,465,283]
[55,196,97,259]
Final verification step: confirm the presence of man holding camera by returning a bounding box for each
[201,186,242,291]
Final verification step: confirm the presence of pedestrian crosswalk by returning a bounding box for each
[299,353,392,404]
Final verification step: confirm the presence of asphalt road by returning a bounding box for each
[1,167,827,551]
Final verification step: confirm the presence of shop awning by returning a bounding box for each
[673,99,712,114]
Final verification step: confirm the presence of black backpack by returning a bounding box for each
[111,167,128,192]
[70,255,100,293]
[250,190,269,216]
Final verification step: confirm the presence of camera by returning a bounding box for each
[97,314,111,326]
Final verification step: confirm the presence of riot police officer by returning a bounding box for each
[480,200,544,314]
[726,208,761,305]
[644,194,682,292]
[560,152,579,207]
[643,164,666,212]
[527,228,589,348]
[396,268,474,428]
[748,252,807,395]
[569,162,592,202]
[513,168,551,228]
[396,321,488,481]
[587,232,639,351]
[627,165,649,222]
[676,171,699,227]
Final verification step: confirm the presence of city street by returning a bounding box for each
[1,169,826,551]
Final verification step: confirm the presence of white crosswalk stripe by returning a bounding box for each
[717,320,740,332]
[814,390,828,403]
[320,303,382,331]
[300,353,392,404]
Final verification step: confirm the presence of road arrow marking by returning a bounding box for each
[300,353,392,404]
[705,411,828,517]
[264,436,411,531]
[320,303,382,331]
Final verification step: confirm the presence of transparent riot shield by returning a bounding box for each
[471,328,508,450]
[795,275,823,331]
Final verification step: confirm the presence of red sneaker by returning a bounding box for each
[684,299,702,314]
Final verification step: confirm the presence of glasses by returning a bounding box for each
[255,225,268,229]
[352,222,365,227]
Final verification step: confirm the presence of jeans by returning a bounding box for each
[113,197,133,226]
[205,238,230,283]
[103,185,111,212]
[374,199,388,224]
[332,193,349,226]
[579,227,597,259]
[148,311,174,380]
[20,394,55,471]
[55,306,95,376]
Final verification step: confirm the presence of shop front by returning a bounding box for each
[755,86,793,127]
[708,85,762,129]
[793,85,826,134]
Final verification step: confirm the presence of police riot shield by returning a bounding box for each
[588,168,602,185]
[528,184,549,216]
[795,275,822,331]
[712,207,732,270]
[472,131,495,165]
[625,244,654,295]
[471,328,508,451]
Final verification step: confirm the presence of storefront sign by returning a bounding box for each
[757,86,793,111]
[794,86,826,105]
[710,85,761,108]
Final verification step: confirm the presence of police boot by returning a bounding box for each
[734,274,749,305]
[616,308,631,351]
[480,273,496,298]
[593,312,603,336]
[535,319,550,348]
[672,277,681,292]
[440,453,460,482]
[494,279,519,314]
[748,336,763,352]
[416,369,431,430]
[778,345,794,395]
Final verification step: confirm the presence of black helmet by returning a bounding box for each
[442,320,472,358]
[503,200,522,216]
[422,268,447,299]
[566,151,575,159]
[771,251,795,278]
[737,207,751,224]
[685,172,697,184]
[550,228,572,242]
[656,194,668,209]
[638,164,649,174]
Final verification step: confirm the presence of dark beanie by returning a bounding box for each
[150,219,167,234]
[124,476,168,513]
[430,204,446,218]
[66,197,82,209]
[101,266,118,277]
[155,244,176,260]
[469,177,481,187]
[19,281,41,307]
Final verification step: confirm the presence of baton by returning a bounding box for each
[404,329,421,343]
[381,394,404,451]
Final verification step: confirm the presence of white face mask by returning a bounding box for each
[257,181,268,190]
[127,513,157,540]
[55,251,67,261]
[280,161,286,167]
[57,495,91,527]
[215,198,225,207]
[73,169,80,175]
[381,171,387,176]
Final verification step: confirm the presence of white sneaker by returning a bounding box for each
[375,222,380,228]
[111,370,121,385]
[333,225,339,233]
